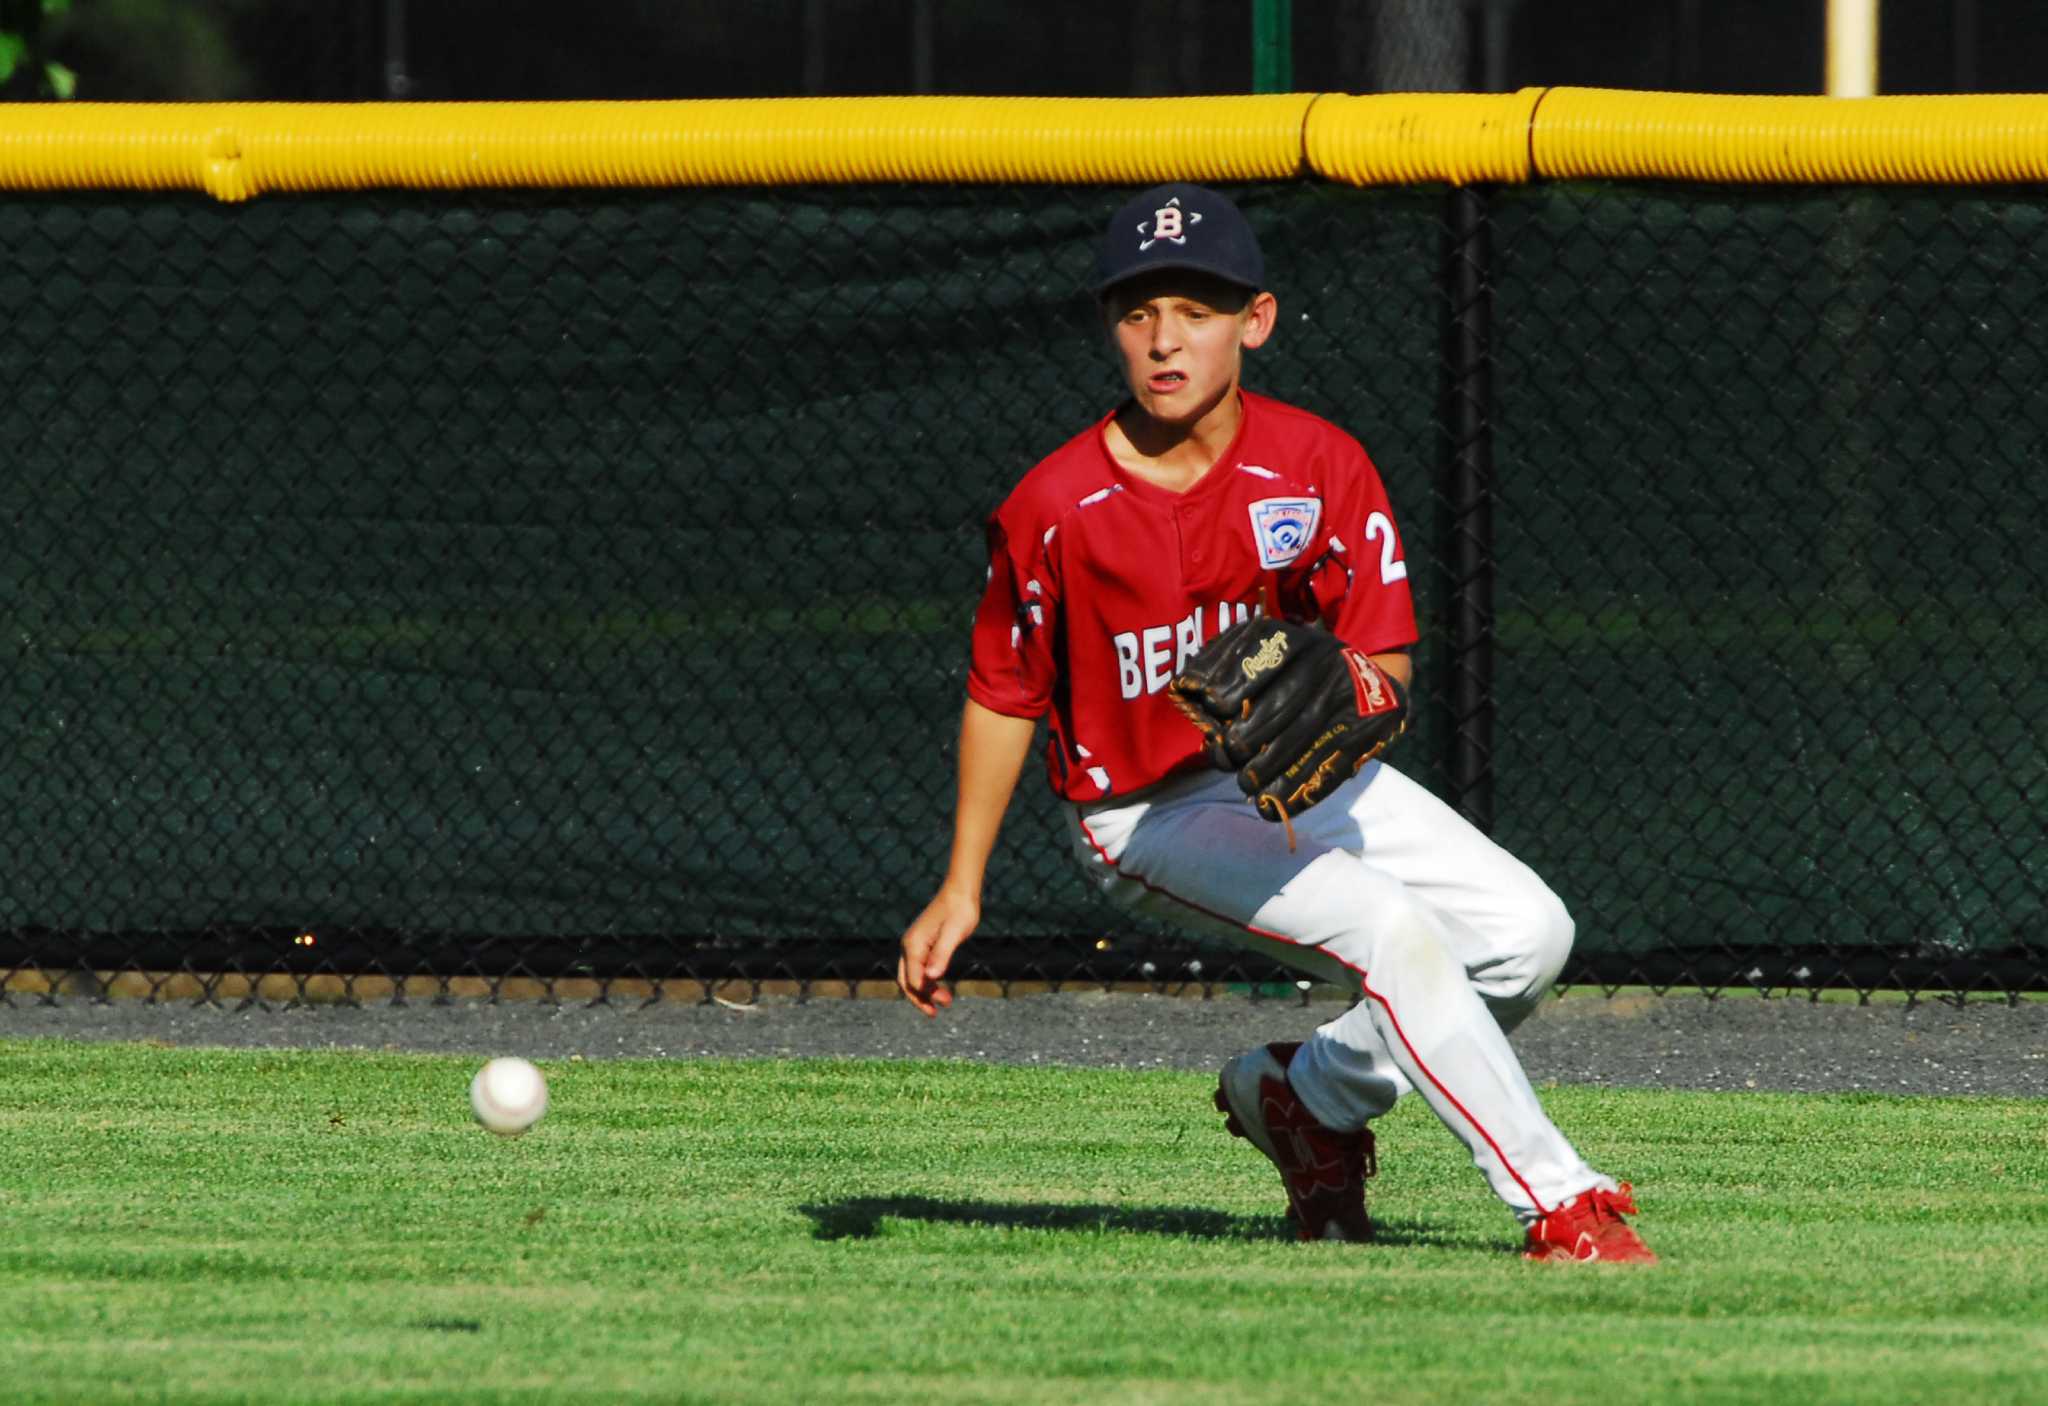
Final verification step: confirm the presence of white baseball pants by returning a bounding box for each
[1068,761,1615,1223]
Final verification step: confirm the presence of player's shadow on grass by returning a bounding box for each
[799,1195,1483,1250]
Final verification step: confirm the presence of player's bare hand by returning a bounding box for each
[897,886,979,1017]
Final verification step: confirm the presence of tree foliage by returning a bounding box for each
[0,0,76,98]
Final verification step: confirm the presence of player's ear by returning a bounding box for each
[1239,290,1279,351]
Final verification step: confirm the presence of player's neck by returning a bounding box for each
[1106,388,1244,493]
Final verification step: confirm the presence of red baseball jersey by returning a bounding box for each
[967,390,1418,802]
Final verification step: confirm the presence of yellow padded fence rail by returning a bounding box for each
[1305,89,1544,188]
[0,96,1316,201]
[1534,89,2048,185]
[7,90,2048,198]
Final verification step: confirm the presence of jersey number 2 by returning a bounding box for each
[1366,511,1408,584]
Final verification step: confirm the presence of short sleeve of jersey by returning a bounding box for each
[966,510,1059,719]
[1315,432,1418,654]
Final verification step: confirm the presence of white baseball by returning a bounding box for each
[469,1056,548,1137]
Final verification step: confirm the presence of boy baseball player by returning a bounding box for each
[898,183,1655,1264]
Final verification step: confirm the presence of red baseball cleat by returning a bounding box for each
[1523,1184,1658,1264]
[1215,1041,1377,1243]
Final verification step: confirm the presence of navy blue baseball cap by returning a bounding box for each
[1092,183,1265,295]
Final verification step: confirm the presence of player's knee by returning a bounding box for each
[1511,881,1575,995]
[1473,878,1574,1007]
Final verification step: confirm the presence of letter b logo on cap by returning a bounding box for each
[1095,183,1265,293]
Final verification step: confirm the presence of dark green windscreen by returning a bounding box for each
[0,183,2038,986]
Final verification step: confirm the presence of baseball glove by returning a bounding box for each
[1168,618,1407,834]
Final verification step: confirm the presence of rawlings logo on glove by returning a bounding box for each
[1167,618,1407,837]
[1238,632,1291,682]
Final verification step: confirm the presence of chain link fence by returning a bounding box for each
[1490,182,2047,998]
[1,181,2041,1003]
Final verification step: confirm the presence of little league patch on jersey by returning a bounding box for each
[1247,496,1322,570]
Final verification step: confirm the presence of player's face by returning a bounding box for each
[1104,272,1277,429]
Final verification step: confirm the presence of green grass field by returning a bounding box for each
[3,1039,2045,1405]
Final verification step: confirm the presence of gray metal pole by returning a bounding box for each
[803,0,828,95]
[1480,0,1512,93]
[1674,0,1702,88]
[382,0,411,99]
[1953,0,1978,92]
[911,0,936,94]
